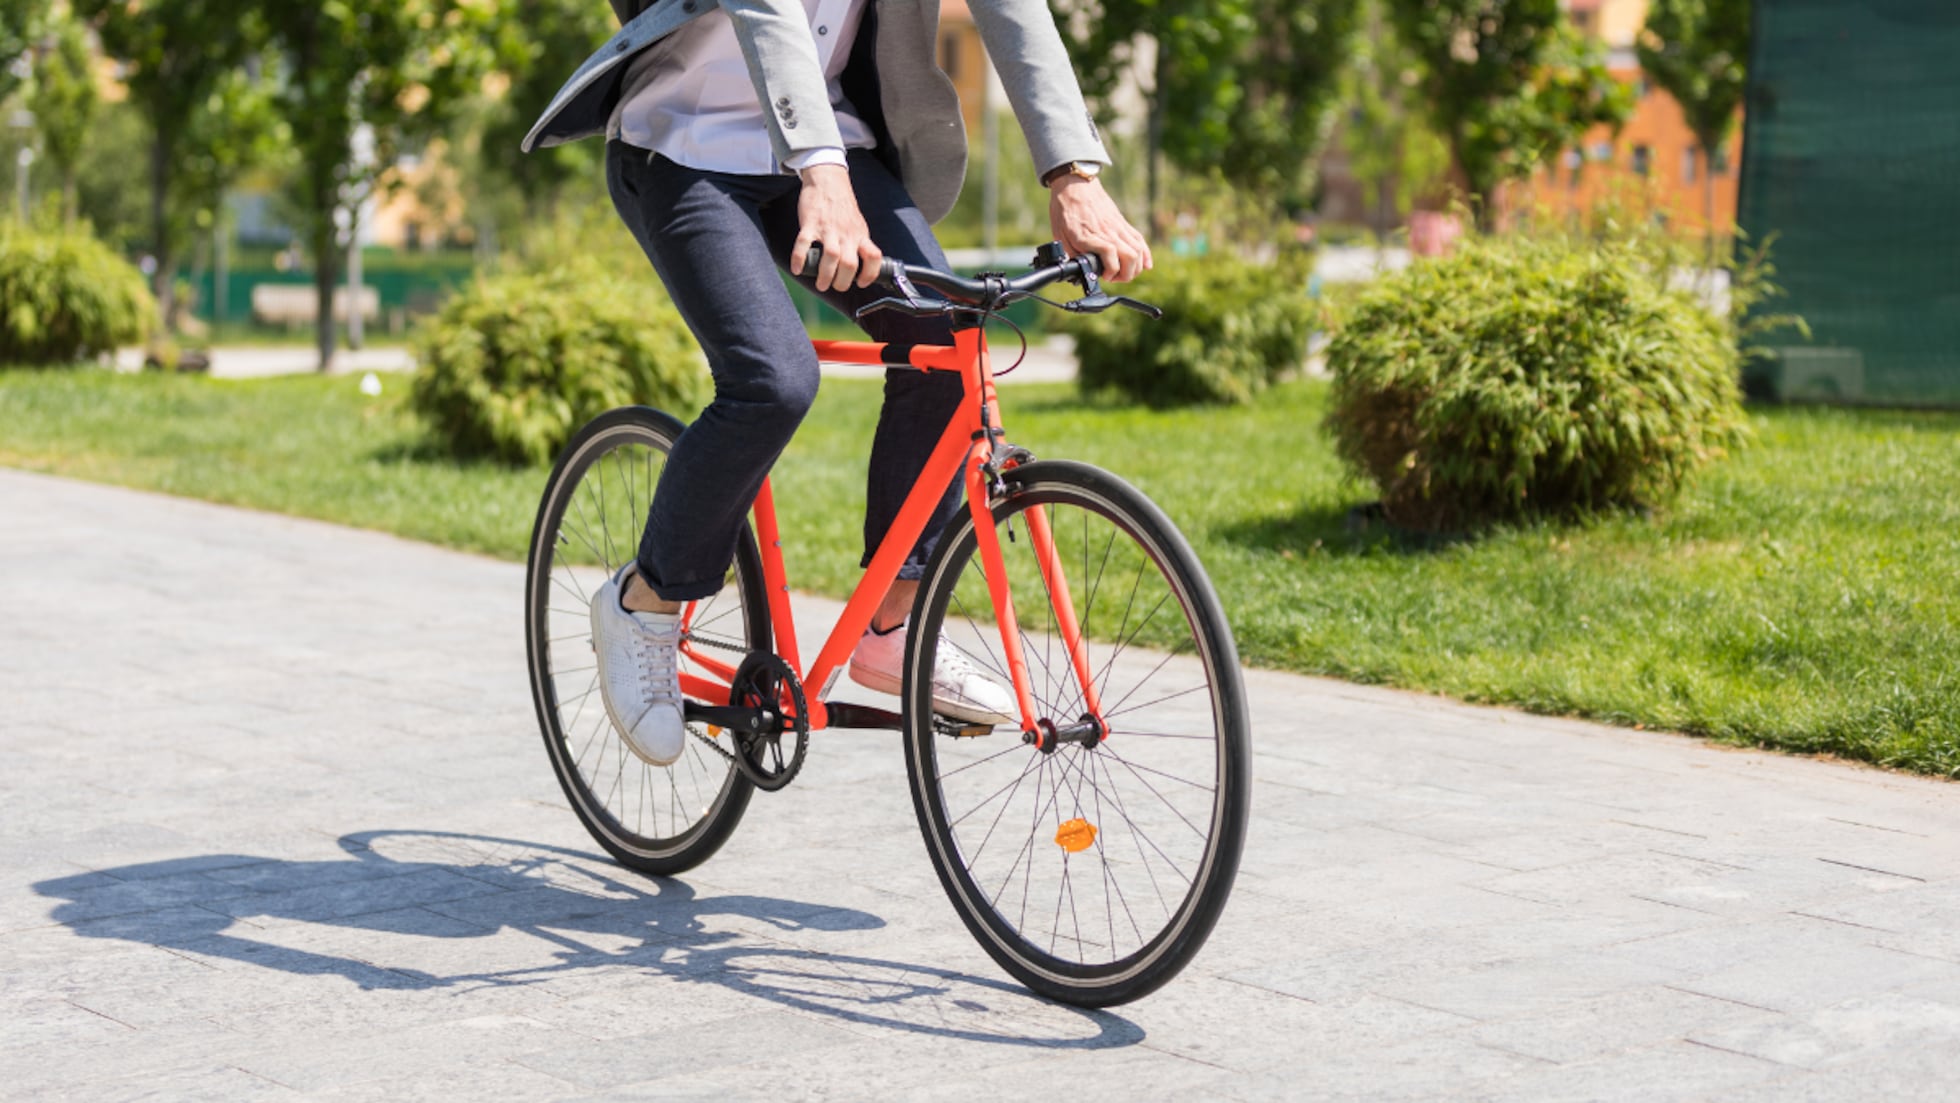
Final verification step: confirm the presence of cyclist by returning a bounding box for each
[525,0,1151,765]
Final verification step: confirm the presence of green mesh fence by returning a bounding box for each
[1737,0,1960,405]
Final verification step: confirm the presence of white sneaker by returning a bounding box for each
[849,625,1018,726]
[590,565,687,766]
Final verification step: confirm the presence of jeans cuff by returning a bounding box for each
[635,557,724,603]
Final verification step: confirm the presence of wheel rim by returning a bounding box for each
[531,421,755,857]
[915,484,1233,982]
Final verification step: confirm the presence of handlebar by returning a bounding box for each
[801,242,1161,321]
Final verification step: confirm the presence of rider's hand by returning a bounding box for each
[1049,176,1152,283]
[790,164,882,294]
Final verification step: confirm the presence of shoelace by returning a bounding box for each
[632,619,683,707]
[935,644,1003,700]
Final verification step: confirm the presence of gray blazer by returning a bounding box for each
[522,0,1109,223]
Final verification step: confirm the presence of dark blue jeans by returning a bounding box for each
[606,143,963,601]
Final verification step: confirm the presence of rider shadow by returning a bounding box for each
[32,830,1141,1050]
[1219,499,1478,559]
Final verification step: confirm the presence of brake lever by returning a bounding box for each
[1060,293,1163,320]
[854,296,957,320]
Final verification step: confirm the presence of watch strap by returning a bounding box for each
[1041,160,1101,187]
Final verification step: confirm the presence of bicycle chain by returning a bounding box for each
[679,631,745,763]
[679,632,808,787]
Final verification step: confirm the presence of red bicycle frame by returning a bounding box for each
[671,328,1104,737]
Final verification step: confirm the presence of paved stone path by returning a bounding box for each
[4,468,1958,1101]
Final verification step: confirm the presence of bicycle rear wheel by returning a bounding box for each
[525,407,766,876]
[904,460,1249,1006]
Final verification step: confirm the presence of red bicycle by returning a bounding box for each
[525,245,1248,1005]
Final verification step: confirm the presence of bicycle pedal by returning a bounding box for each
[933,717,996,738]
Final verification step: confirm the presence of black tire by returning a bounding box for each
[525,407,767,876]
[903,460,1250,1006]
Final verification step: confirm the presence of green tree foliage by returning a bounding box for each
[1637,0,1749,228]
[69,97,146,249]
[174,70,288,242]
[1058,0,1360,222]
[1225,0,1363,207]
[410,259,706,465]
[0,220,153,364]
[1324,231,1749,531]
[1338,0,1451,236]
[72,0,263,319]
[0,0,46,104]
[475,0,611,228]
[258,0,495,371]
[30,14,97,223]
[1386,0,1630,222]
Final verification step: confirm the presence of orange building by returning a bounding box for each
[934,0,990,137]
[1516,0,1743,233]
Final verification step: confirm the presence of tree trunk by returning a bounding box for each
[1703,145,1718,268]
[1376,177,1394,262]
[149,128,176,331]
[312,211,338,374]
[1146,42,1166,239]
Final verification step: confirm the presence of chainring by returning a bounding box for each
[727,652,809,792]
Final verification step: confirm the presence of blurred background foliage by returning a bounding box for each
[0,0,1750,373]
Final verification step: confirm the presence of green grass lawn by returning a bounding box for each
[4,367,1956,776]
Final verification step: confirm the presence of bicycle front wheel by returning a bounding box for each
[525,407,766,876]
[904,460,1249,1006]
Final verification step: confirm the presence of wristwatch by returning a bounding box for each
[1042,160,1103,188]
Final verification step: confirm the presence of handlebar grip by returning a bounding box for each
[804,245,903,288]
[1077,253,1104,280]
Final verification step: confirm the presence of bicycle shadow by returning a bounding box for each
[31,829,1141,1050]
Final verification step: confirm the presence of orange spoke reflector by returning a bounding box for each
[1055,818,1097,854]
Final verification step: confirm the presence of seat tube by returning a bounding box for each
[1020,502,1104,721]
[751,478,800,676]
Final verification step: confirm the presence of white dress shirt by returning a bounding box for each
[616,0,873,176]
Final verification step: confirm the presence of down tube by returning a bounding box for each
[1019,502,1105,721]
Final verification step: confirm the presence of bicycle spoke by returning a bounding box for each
[1104,683,1210,721]
[1090,748,1188,903]
[1086,747,1142,952]
[1090,745,1173,923]
[937,740,1028,782]
[563,493,613,570]
[530,419,758,870]
[1095,641,1193,720]
[948,590,1015,687]
[1102,746,1209,841]
[906,466,1246,993]
[1092,588,1176,709]
[550,572,591,609]
[554,671,601,728]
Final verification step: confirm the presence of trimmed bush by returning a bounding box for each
[410,261,707,465]
[1324,234,1749,532]
[0,222,153,366]
[1071,253,1314,407]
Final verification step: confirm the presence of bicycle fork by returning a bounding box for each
[961,447,1107,752]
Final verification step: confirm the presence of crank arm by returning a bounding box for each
[683,702,769,733]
